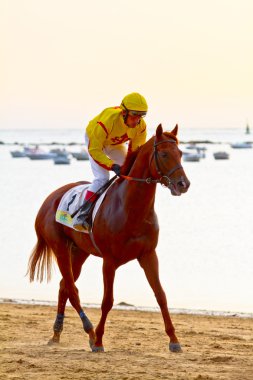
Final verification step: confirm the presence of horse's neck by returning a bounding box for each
[118,149,157,215]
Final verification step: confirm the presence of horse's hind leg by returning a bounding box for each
[49,241,95,345]
[48,276,70,345]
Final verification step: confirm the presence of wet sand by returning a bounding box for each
[0,303,252,380]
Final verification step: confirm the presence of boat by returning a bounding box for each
[50,148,70,155]
[186,144,207,151]
[53,153,71,165]
[213,151,229,160]
[24,144,58,160]
[196,147,206,158]
[183,152,201,162]
[71,150,89,160]
[185,145,206,158]
[230,142,252,149]
[10,150,27,158]
[10,146,36,158]
[27,152,57,160]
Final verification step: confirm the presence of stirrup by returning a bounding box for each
[73,204,94,231]
[78,212,92,228]
[82,218,91,230]
[73,218,90,232]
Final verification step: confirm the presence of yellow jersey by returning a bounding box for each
[86,107,147,169]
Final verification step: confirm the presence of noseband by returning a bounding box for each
[152,139,183,188]
[120,138,183,189]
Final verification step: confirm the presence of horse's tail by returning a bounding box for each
[27,232,54,283]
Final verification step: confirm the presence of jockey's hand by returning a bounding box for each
[111,164,121,176]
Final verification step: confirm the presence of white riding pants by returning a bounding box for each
[85,133,127,193]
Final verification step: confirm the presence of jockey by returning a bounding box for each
[74,92,148,230]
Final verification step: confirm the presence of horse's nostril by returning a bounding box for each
[178,181,186,188]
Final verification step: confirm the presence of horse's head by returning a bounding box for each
[151,124,190,196]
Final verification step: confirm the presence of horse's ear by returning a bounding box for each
[156,124,163,137]
[171,124,178,136]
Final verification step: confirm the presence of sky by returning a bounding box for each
[1,0,253,130]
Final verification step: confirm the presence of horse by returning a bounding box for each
[27,124,190,353]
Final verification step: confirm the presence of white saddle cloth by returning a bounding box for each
[55,184,108,233]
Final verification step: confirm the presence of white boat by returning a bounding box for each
[230,142,252,149]
[186,144,207,151]
[71,150,89,160]
[185,145,206,158]
[183,153,201,162]
[50,148,70,155]
[10,150,27,158]
[10,146,36,158]
[54,153,71,165]
[27,152,57,160]
[213,151,229,160]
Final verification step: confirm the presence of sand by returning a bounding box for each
[0,303,252,380]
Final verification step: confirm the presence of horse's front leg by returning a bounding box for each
[138,251,182,352]
[91,258,116,352]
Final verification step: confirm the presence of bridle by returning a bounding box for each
[153,139,183,188]
[120,138,183,190]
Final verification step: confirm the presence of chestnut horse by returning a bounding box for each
[27,124,190,352]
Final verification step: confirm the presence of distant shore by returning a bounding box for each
[0,140,84,146]
[1,127,252,148]
[1,138,253,147]
[0,302,253,380]
[0,298,252,319]
[1,140,248,146]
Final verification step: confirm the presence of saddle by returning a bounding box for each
[55,185,106,233]
[55,177,117,233]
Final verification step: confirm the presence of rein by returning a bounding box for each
[120,138,183,189]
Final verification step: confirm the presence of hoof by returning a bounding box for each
[89,338,95,350]
[169,342,183,353]
[92,345,104,353]
[89,339,104,352]
[47,338,60,346]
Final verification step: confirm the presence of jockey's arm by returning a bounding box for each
[87,124,114,170]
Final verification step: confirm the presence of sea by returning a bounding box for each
[1,127,253,318]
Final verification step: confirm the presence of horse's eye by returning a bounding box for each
[160,152,168,158]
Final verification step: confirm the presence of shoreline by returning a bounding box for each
[1,297,252,319]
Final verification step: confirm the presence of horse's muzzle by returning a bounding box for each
[169,177,190,196]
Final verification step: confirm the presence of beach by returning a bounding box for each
[0,302,252,380]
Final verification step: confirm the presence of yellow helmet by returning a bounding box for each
[121,92,148,113]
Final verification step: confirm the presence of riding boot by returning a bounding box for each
[73,191,97,231]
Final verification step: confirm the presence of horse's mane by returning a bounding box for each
[121,144,141,176]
